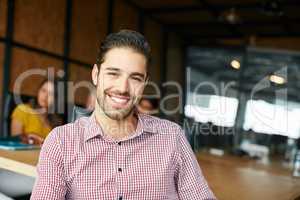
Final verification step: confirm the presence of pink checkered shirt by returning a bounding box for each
[31,113,216,200]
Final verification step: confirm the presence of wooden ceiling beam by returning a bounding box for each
[166,18,300,28]
[180,32,300,39]
[145,2,300,14]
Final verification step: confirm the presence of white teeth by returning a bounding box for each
[110,96,128,104]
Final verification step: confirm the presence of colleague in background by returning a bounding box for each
[0,78,64,199]
[10,78,63,145]
[85,90,96,111]
[137,97,159,115]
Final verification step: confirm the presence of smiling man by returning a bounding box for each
[31,30,216,200]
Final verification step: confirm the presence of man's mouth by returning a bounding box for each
[107,93,130,107]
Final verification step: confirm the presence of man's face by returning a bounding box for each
[92,47,147,120]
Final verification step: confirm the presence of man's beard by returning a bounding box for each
[96,90,137,120]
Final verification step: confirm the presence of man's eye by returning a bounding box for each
[107,72,118,76]
[131,77,143,82]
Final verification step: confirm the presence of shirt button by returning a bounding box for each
[118,168,122,172]
[118,196,123,200]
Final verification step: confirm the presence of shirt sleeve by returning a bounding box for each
[31,128,67,200]
[11,104,28,124]
[175,127,217,200]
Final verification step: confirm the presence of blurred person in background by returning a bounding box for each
[85,90,96,111]
[137,97,159,115]
[10,78,64,145]
[0,78,64,199]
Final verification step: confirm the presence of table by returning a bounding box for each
[0,149,39,178]
[197,152,300,200]
[1,149,300,199]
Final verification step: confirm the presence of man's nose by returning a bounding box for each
[115,76,129,93]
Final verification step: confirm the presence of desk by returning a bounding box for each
[0,150,39,178]
[197,152,300,200]
[1,149,300,199]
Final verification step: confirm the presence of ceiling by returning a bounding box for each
[126,0,300,101]
[127,0,300,41]
[187,46,300,101]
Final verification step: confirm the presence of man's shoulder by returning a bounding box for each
[49,117,89,141]
[140,114,183,135]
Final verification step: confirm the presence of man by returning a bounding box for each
[31,30,216,200]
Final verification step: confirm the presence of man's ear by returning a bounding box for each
[92,64,99,86]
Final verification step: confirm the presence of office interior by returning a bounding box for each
[0,0,300,199]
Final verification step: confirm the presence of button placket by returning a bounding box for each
[115,141,125,198]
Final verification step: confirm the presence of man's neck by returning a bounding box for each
[94,105,138,141]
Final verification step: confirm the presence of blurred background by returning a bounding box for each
[1,0,300,199]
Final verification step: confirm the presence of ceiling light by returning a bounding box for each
[261,0,283,16]
[220,8,241,24]
[231,60,240,69]
[269,74,285,84]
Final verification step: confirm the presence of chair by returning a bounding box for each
[2,92,34,138]
[71,105,93,122]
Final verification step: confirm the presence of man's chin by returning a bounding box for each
[103,109,133,120]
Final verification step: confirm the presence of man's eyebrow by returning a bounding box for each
[104,67,120,71]
[104,67,146,78]
[130,72,146,78]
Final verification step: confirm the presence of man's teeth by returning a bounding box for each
[110,96,128,103]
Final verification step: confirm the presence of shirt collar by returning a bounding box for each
[84,112,157,142]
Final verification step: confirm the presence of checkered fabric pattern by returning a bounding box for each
[31,113,216,200]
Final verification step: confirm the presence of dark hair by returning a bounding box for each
[96,29,151,68]
[31,78,64,128]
